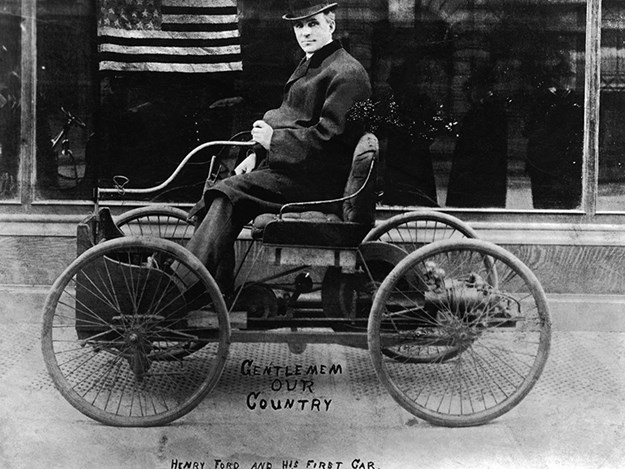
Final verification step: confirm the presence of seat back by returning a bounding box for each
[253,133,379,249]
[342,132,379,225]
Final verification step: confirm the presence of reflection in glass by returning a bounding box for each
[446,66,508,208]
[370,0,585,209]
[35,0,95,200]
[0,6,21,200]
[31,1,586,210]
[599,1,625,211]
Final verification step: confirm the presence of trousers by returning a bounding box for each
[185,195,245,296]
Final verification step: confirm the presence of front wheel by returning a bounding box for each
[368,239,550,427]
[41,237,230,426]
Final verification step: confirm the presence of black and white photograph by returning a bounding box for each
[0,0,624,468]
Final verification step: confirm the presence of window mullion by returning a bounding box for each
[19,0,36,210]
[583,0,602,216]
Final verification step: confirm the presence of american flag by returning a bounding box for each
[97,0,242,73]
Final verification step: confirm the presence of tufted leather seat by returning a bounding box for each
[251,133,379,248]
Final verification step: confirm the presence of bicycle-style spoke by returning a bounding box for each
[369,239,550,426]
[115,207,195,246]
[364,212,480,255]
[42,237,229,426]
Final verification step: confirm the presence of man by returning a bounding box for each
[185,0,371,296]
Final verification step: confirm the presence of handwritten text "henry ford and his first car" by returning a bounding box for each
[171,458,380,469]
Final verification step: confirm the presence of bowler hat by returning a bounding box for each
[282,0,338,21]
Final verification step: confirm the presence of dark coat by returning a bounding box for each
[446,93,508,208]
[189,40,371,221]
[525,87,583,209]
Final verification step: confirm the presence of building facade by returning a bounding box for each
[1,0,624,325]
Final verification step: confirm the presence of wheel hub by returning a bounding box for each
[128,331,140,343]
[123,329,152,381]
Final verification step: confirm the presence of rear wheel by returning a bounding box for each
[364,210,479,251]
[41,237,230,426]
[116,206,193,246]
[368,239,550,427]
[364,211,496,362]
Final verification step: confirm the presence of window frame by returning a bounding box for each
[5,0,625,244]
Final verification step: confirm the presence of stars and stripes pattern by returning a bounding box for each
[97,0,242,73]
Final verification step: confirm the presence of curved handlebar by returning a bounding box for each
[98,140,256,195]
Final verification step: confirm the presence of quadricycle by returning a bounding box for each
[41,130,551,427]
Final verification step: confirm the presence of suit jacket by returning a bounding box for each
[189,40,371,220]
[259,40,371,179]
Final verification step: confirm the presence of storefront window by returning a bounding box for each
[94,0,272,204]
[35,0,95,200]
[366,0,586,210]
[599,0,625,211]
[0,1,21,200]
[31,0,587,210]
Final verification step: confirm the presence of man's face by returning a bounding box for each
[292,12,335,56]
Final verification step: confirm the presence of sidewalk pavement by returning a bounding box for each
[1,311,624,469]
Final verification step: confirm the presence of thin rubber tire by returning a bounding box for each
[115,206,193,245]
[368,238,550,427]
[42,236,230,427]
